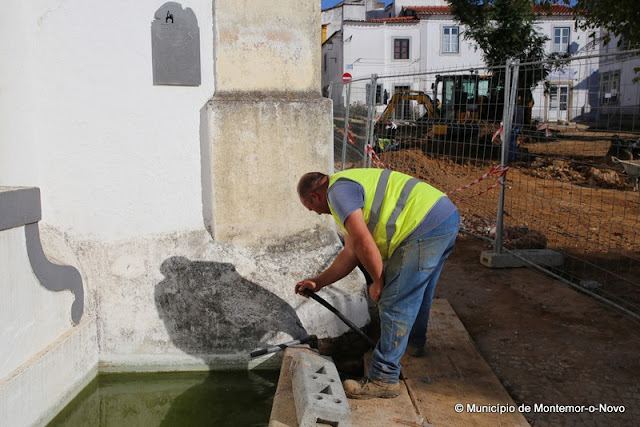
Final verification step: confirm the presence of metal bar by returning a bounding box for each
[513,48,640,68]
[494,59,519,254]
[350,64,506,83]
[502,248,640,322]
[341,82,351,171]
[345,49,640,84]
[365,74,378,168]
[303,290,377,348]
[365,74,378,167]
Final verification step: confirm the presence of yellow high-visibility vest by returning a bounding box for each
[328,169,445,260]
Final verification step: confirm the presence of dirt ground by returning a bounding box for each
[436,234,640,426]
[373,144,640,313]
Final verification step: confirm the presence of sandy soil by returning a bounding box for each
[373,144,640,313]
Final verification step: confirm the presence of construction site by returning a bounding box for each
[2,1,640,426]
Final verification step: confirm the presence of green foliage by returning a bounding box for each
[349,101,369,118]
[542,0,640,47]
[448,0,549,66]
[447,0,569,89]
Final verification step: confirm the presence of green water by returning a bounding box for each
[48,370,280,427]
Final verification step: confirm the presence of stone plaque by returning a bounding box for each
[152,2,201,86]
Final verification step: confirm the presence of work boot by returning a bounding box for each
[343,377,400,399]
[407,344,426,357]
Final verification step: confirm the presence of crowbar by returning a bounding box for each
[303,289,376,349]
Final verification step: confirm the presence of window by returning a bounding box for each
[394,39,410,60]
[323,53,327,73]
[442,26,459,53]
[600,70,620,105]
[553,27,570,53]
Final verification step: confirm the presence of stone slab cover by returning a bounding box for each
[151,2,201,86]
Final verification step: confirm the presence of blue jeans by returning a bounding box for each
[368,211,460,384]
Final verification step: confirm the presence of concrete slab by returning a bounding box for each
[480,249,563,268]
[400,299,529,426]
[348,387,419,426]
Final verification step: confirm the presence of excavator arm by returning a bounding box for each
[378,90,438,123]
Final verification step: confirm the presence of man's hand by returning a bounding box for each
[369,279,384,303]
[295,279,320,297]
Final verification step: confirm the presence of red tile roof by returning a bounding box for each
[533,5,574,15]
[404,4,574,16]
[404,6,451,15]
[366,16,419,23]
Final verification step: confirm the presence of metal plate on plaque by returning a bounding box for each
[152,2,201,86]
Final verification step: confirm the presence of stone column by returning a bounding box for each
[204,0,334,246]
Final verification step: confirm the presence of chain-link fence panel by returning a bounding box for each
[503,51,640,317]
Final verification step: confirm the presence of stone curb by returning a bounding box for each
[290,350,351,427]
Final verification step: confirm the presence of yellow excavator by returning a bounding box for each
[374,73,532,151]
[378,90,439,122]
[374,90,446,150]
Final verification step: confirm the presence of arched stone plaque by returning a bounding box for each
[151,2,201,86]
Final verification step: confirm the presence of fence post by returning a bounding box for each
[494,59,520,254]
[341,81,351,171]
[364,74,378,168]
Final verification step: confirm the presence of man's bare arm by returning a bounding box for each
[344,209,384,302]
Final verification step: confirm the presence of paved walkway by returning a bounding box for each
[269,299,529,426]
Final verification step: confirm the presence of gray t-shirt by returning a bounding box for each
[327,179,457,241]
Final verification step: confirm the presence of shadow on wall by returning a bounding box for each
[155,256,307,359]
[154,256,307,425]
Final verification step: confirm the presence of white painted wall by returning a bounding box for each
[322,5,343,41]
[343,22,422,89]
[599,35,640,115]
[421,19,482,70]
[0,0,367,379]
[0,315,98,427]
[343,3,367,21]
[0,226,74,378]
[0,0,215,242]
[322,33,344,93]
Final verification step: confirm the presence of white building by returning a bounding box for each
[596,34,640,126]
[322,1,604,124]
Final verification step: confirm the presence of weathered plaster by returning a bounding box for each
[204,94,334,246]
[214,0,321,93]
[72,227,368,371]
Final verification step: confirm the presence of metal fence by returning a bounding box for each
[328,50,640,318]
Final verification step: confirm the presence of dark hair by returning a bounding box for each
[297,172,328,199]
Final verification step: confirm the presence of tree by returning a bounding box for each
[448,0,551,67]
[447,0,566,112]
[546,0,640,47]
